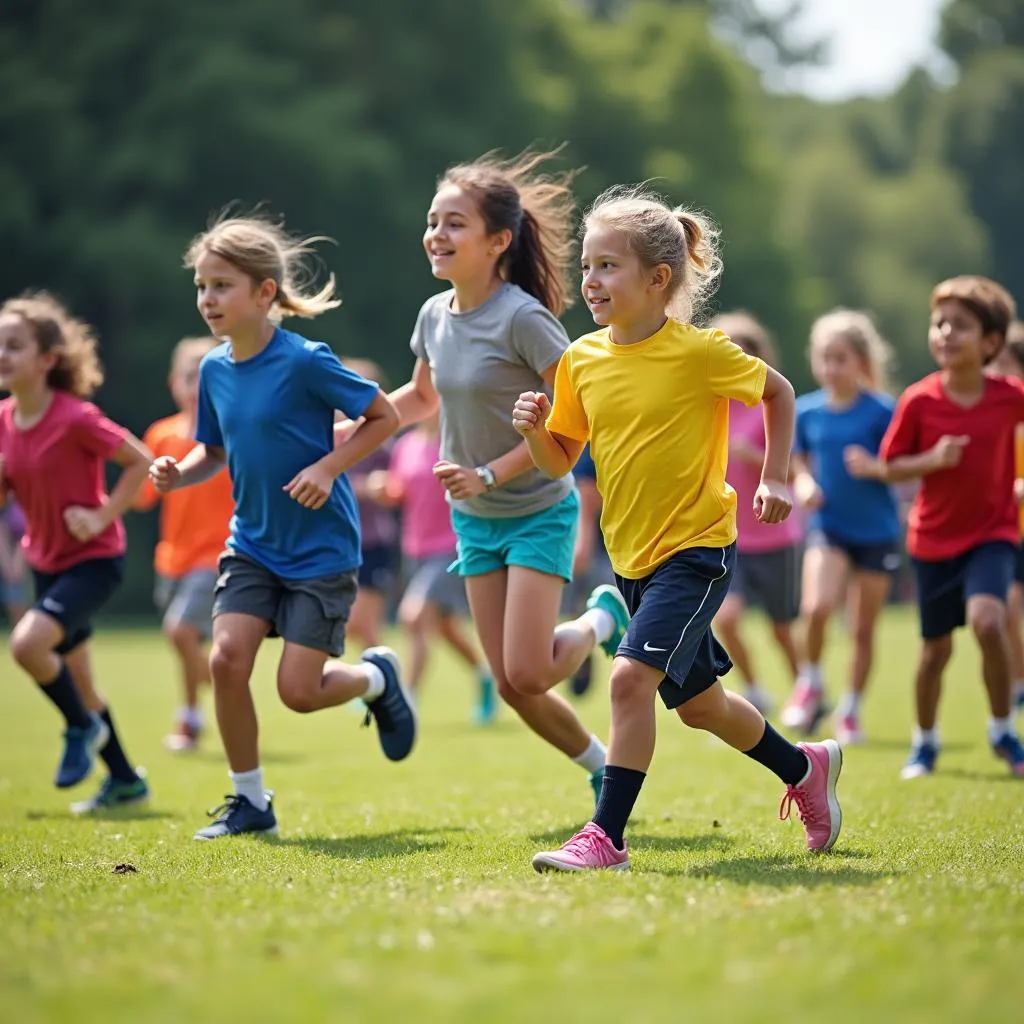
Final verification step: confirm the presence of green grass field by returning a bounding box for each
[2,606,1023,1023]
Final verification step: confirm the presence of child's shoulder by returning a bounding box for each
[898,373,942,404]
[795,389,827,414]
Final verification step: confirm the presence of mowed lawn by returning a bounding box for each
[1,606,1022,1024]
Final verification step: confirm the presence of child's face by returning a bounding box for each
[423,185,510,285]
[0,314,52,393]
[929,298,1001,372]
[580,225,659,330]
[810,335,863,395]
[169,351,204,411]
[193,250,272,340]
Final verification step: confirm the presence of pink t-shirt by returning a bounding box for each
[728,400,803,554]
[0,392,128,572]
[390,430,457,559]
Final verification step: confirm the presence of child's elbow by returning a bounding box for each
[379,398,401,437]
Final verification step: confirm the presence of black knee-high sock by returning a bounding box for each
[99,708,138,783]
[592,765,646,850]
[743,721,810,786]
[37,663,92,729]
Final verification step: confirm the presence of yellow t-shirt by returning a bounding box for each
[548,320,767,579]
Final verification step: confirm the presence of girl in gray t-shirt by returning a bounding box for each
[391,150,631,804]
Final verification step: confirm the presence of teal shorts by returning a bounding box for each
[451,490,579,581]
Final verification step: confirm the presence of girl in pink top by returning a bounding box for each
[369,414,495,720]
[0,293,152,812]
[712,313,803,714]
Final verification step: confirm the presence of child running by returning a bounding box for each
[858,277,1024,778]
[0,293,151,812]
[712,312,803,715]
[134,337,234,751]
[986,321,1024,711]
[385,150,624,803]
[150,215,415,840]
[367,412,496,720]
[784,311,902,745]
[516,186,843,872]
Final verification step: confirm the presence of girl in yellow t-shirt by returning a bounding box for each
[515,186,843,872]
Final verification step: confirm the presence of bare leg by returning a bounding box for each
[799,546,850,669]
[397,591,438,692]
[438,612,484,670]
[769,620,800,680]
[967,595,1012,719]
[1005,582,1024,687]
[605,657,663,770]
[346,587,387,651]
[845,571,891,698]
[713,593,756,685]
[166,620,209,711]
[276,642,375,712]
[915,636,952,730]
[676,680,767,751]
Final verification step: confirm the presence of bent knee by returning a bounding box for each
[164,619,201,648]
[504,664,550,697]
[675,686,726,730]
[277,682,317,714]
[969,611,1006,644]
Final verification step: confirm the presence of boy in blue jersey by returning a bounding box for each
[786,311,901,745]
[151,216,415,840]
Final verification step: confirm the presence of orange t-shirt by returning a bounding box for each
[1016,424,1024,535]
[135,412,234,577]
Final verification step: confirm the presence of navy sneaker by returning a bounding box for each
[70,770,150,815]
[570,653,594,698]
[992,732,1024,777]
[55,713,109,789]
[900,741,939,780]
[361,647,417,761]
[194,794,277,840]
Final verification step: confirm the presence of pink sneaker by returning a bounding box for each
[532,822,630,873]
[779,740,843,852]
[835,713,863,747]
[780,679,825,732]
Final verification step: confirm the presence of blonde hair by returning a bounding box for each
[810,309,894,393]
[711,311,778,367]
[170,336,217,373]
[583,185,723,324]
[439,148,577,317]
[0,292,104,398]
[184,214,340,320]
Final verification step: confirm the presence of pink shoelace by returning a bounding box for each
[562,823,608,856]
[778,784,821,827]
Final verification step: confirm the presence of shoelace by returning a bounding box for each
[205,794,244,821]
[778,785,820,826]
[362,697,393,732]
[562,826,605,857]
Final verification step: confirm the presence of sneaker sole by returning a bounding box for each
[193,824,279,842]
[362,647,418,761]
[816,739,843,853]
[532,853,630,873]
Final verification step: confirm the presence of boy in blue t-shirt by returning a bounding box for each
[152,216,416,840]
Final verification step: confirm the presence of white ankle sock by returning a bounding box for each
[571,734,607,775]
[913,727,938,747]
[180,706,203,729]
[362,662,386,702]
[581,607,615,646]
[799,664,823,690]
[988,716,1012,744]
[231,768,268,811]
[837,692,860,717]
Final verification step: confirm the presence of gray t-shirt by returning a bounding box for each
[410,283,575,518]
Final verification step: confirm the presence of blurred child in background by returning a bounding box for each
[134,337,234,751]
[368,411,496,721]
[787,310,901,746]
[712,312,802,715]
[0,496,28,626]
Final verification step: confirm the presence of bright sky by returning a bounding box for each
[756,0,953,100]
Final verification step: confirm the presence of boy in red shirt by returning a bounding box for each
[134,338,234,751]
[0,293,152,810]
[850,276,1024,778]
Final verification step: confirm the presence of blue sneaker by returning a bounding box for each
[194,794,277,840]
[586,585,630,658]
[992,732,1024,777]
[900,741,938,780]
[590,768,604,806]
[70,770,150,815]
[55,713,109,789]
[361,647,417,761]
[473,672,498,726]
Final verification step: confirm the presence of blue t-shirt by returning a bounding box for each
[794,389,900,545]
[196,328,379,579]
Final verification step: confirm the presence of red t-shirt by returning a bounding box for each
[880,373,1024,560]
[0,392,128,572]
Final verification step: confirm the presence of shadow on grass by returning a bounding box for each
[937,767,1021,783]
[26,808,179,822]
[269,826,469,861]
[661,850,893,886]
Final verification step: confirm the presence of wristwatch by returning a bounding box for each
[475,465,497,491]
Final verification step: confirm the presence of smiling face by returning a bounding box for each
[0,314,52,394]
[423,184,510,287]
[580,223,665,331]
[928,298,1001,372]
[193,250,274,340]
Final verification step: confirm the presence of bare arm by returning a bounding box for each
[846,436,968,483]
[389,358,439,430]
[760,367,795,484]
[64,435,153,542]
[322,392,400,478]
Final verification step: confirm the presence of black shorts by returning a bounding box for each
[31,556,125,654]
[729,545,801,624]
[616,544,734,710]
[912,541,1015,640]
[358,543,398,594]
[806,529,901,574]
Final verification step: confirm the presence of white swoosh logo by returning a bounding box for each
[643,641,667,653]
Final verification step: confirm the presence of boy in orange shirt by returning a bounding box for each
[135,338,234,750]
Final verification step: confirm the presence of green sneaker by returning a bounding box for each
[70,771,150,815]
[586,585,630,657]
[590,768,604,807]
[473,673,498,726]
